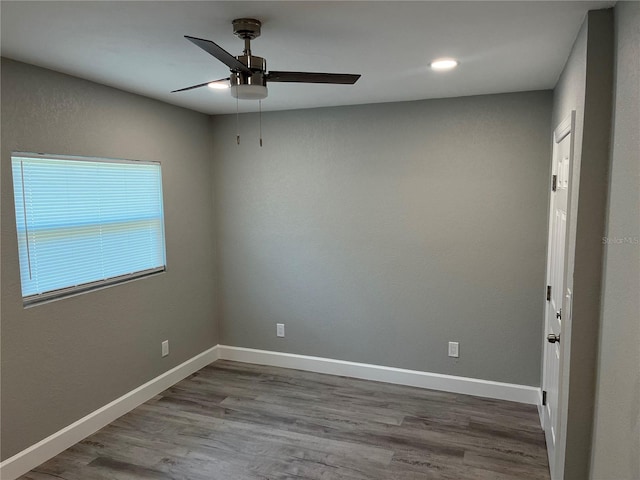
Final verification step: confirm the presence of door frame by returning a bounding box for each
[541,111,576,480]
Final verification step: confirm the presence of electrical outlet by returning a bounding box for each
[162,340,169,357]
[448,341,459,358]
[276,323,285,337]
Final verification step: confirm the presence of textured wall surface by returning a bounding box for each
[0,59,218,460]
[590,3,640,479]
[211,91,552,387]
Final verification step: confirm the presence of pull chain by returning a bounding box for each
[236,95,240,145]
[259,100,263,147]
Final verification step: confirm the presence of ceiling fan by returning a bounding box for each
[172,18,361,100]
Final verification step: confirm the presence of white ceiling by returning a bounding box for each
[1,1,613,115]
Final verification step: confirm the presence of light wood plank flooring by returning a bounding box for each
[21,360,550,479]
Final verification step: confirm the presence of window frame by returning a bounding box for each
[11,152,167,307]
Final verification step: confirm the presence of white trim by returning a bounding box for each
[538,389,545,429]
[0,345,220,480]
[553,114,573,143]
[217,345,540,405]
[13,151,161,166]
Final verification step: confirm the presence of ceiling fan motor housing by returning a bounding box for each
[236,54,266,72]
[230,53,268,99]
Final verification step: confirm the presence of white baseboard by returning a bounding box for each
[2,344,541,480]
[537,389,545,429]
[0,345,220,480]
[217,345,541,405]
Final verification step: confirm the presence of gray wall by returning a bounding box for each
[0,59,218,460]
[551,9,614,480]
[211,91,552,386]
[591,2,640,479]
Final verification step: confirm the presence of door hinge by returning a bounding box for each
[542,390,547,406]
[552,175,557,192]
[547,285,551,301]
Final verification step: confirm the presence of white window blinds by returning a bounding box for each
[12,154,167,305]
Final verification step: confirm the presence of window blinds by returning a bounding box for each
[12,154,166,304]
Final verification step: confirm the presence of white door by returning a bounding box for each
[542,112,574,479]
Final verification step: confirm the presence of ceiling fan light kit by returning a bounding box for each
[230,83,268,100]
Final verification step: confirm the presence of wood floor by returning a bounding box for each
[21,360,550,480]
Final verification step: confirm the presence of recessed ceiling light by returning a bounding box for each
[430,58,458,71]
[208,81,229,90]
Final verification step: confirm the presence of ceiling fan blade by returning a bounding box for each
[267,71,361,84]
[171,77,230,93]
[184,35,252,74]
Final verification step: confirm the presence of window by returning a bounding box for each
[12,153,166,306]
